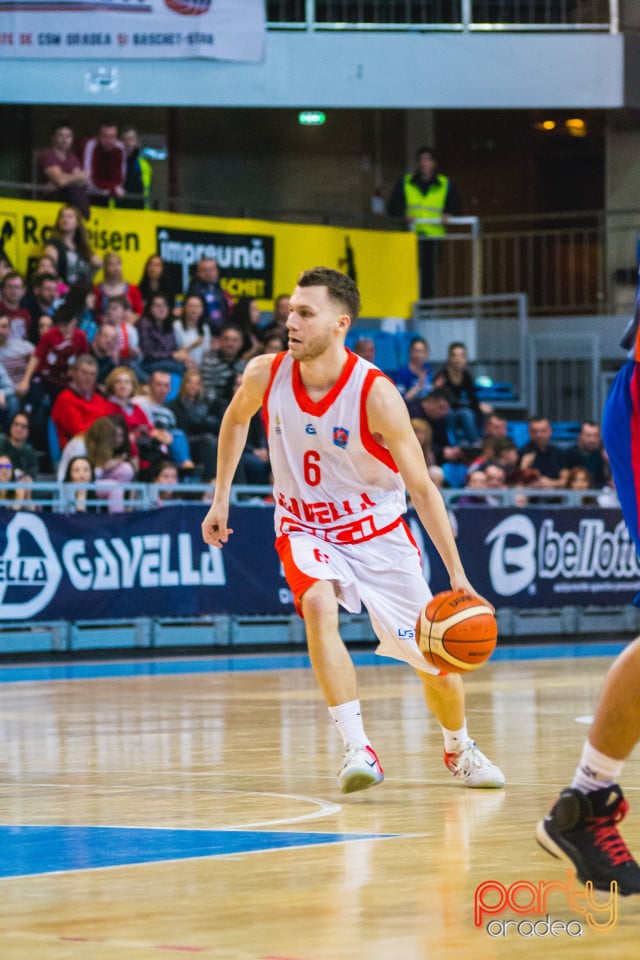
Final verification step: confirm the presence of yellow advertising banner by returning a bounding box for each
[0,197,418,320]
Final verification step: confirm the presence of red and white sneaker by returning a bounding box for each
[338,744,384,794]
[444,739,505,788]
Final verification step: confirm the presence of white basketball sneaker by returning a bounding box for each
[338,744,384,794]
[444,739,505,788]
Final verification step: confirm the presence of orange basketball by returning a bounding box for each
[416,589,497,674]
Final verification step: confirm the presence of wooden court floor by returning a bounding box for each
[0,643,639,960]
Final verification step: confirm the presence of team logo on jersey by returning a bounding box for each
[333,426,349,449]
[305,424,317,435]
[274,415,283,436]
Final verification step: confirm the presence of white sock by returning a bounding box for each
[441,721,469,753]
[571,740,624,794]
[329,700,369,749]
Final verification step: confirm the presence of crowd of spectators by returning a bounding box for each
[1,119,620,514]
[0,192,293,511]
[386,334,617,507]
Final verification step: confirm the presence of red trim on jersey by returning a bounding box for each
[360,368,399,472]
[262,351,287,438]
[275,534,318,618]
[292,349,358,416]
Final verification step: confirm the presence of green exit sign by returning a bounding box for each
[298,111,326,126]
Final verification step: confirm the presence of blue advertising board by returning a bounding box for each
[0,505,638,622]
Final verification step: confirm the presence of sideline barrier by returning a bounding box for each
[0,500,638,653]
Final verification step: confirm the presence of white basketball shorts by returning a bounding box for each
[275,518,438,675]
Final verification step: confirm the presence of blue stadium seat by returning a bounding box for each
[166,372,182,401]
[475,380,518,403]
[551,421,581,447]
[48,417,61,469]
[507,421,530,449]
[442,462,469,489]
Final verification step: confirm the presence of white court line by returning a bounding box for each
[575,715,594,724]
[1,782,342,829]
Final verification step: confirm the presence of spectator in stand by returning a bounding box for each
[169,370,219,482]
[36,121,90,220]
[483,412,508,438]
[261,329,287,355]
[20,272,60,342]
[138,293,194,377]
[566,420,610,489]
[19,286,92,436]
[186,257,233,338]
[200,324,246,419]
[231,296,263,361]
[410,417,435,468]
[57,414,136,513]
[565,465,598,505]
[0,361,17,431]
[119,126,152,210]
[0,254,12,283]
[94,252,144,321]
[90,322,119,385]
[455,469,489,506]
[103,295,142,371]
[0,412,39,481]
[418,388,465,468]
[172,294,210,367]
[42,205,101,285]
[36,314,53,339]
[0,456,30,510]
[0,313,35,391]
[270,293,290,333]
[138,254,177,311]
[483,461,509,504]
[492,436,520,483]
[50,354,112,450]
[229,371,271,486]
[104,366,170,478]
[352,337,376,364]
[395,336,434,415]
[82,122,126,206]
[519,415,570,490]
[32,256,68,298]
[387,145,461,300]
[466,434,500,474]
[76,287,98,344]
[151,460,181,505]
[433,341,491,446]
[133,369,194,473]
[0,272,31,341]
[62,456,95,513]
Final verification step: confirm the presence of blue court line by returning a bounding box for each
[0,825,392,879]
[0,641,629,684]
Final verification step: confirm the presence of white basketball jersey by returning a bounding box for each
[265,350,407,544]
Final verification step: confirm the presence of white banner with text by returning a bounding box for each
[0,0,265,60]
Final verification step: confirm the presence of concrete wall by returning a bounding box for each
[0,32,628,108]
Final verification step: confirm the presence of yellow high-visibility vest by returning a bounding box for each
[403,174,449,236]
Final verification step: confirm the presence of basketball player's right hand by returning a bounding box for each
[201,503,233,548]
[450,573,495,614]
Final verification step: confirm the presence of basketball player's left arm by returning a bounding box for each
[367,378,487,602]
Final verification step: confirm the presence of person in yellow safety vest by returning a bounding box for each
[119,127,153,210]
[387,146,461,300]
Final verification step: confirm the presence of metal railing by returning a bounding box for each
[2,179,638,316]
[266,0,618,32]
[0,482,272,513]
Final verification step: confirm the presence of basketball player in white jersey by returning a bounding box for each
[202,267,504,794]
